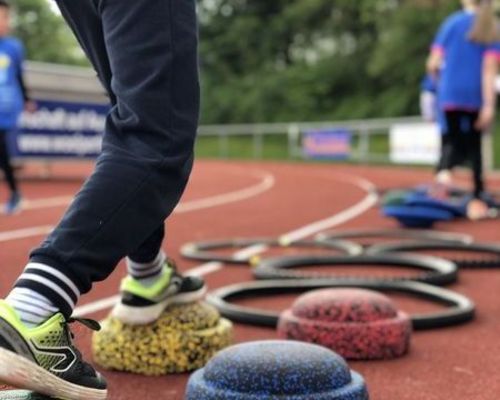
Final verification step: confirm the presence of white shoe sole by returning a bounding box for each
[111,286,207,325]
[0,348,107,400]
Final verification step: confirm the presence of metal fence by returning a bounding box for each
[198,117,424,162]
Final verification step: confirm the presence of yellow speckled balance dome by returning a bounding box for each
[92,302,233,376]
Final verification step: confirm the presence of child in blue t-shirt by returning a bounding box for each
[427,0,499,218]
[0,0,32,214]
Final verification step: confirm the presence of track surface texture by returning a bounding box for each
[1,160,499,400]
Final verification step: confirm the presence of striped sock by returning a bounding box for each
[6,287,58,328]
[127,251,166,286]
[12,262,80,322]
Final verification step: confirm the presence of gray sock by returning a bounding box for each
[127,251,166,286]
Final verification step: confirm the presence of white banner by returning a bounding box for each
[390,122,441,165]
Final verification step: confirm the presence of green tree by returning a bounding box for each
[198,0,460,123]
[11,0,87,65]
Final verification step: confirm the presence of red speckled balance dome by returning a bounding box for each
[278,288,412,360]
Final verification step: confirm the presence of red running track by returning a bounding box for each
[1,160,500,400]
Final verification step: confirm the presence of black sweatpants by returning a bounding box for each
[437,110,484,198]
[17,0,200,317]
[0,130,17,194]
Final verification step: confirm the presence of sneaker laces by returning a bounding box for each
[68,317,102,332]
[61,317,102,377]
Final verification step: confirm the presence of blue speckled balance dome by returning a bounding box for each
[185,340,369,400]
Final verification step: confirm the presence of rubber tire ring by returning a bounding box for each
[366,241,500,269]
[252,253,458,286]
[315,229,473,247]
[206,280,475,330]
[181,238,362,265]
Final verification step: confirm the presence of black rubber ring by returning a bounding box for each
[366,241,500,269]
[181,238,362,265]
[315,229,473,246]
[253,253,458,286]
[206,280,475,330]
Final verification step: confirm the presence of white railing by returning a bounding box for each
[198,117,423,162]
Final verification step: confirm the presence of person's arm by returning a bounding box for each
[427,47,444,79]
[427,15,454,79]
[476,52,499,130]
[16,68,30,102]
[14,40,36,112]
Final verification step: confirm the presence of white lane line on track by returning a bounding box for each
[2,169,275,213]
[73,173,378,317]
[279,174,377,244]
[22,196,75,210]
[175,172,275,214]
[74,296,120,317]
[0,169,275,243]
[0,226,54,243]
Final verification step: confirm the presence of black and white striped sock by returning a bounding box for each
[127,251,166,286]
[6,287,59,328]
[9,262,81,326]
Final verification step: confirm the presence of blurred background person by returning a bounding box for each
[427,0,500,219]
[420,74,439,123]
[0,0,34,215]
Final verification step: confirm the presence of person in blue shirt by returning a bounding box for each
[0,0,33,214]
[427,0,500,219]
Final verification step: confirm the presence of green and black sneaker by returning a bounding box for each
[0,301,107,400]
[111,260,206,325]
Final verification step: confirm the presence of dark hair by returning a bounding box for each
[0,0,10,9]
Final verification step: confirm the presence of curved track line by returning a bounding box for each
[2,169,275,213]
[0,169,275,243]
[279,173,377,244]
[175,170,275,213]
[74,173,378,317]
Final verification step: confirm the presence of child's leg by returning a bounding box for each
[437,111,463,186]
[0,3,116,397]
[0,129,18,194]
[467,112,485,198]
[0,0,200,396]
[126,224,166,283]
[436,133,453,185]
[55,0,113,101]
[6,0,113,325]
[12,0,200,320]
[461,111,489,220]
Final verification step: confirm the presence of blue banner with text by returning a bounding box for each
[8,99,108,159]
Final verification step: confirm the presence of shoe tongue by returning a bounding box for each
[68,317,101,332]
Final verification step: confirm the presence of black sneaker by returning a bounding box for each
[111,260,206,325]
[0,301,107,400]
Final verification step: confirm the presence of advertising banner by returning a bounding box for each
[8,99,108,159]
[390,122,441,165]
[303,129,351,159]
